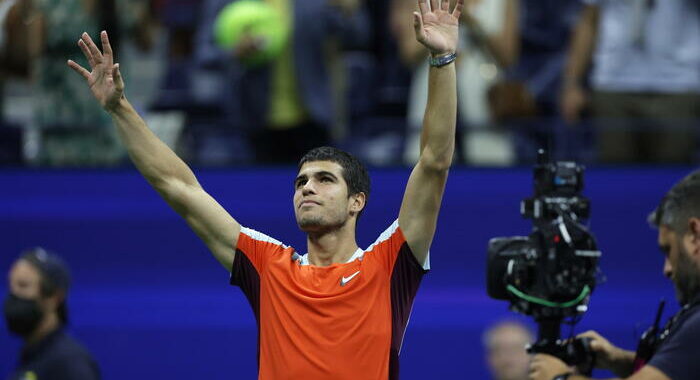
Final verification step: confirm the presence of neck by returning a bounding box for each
[25,312,60,345]
[306,222,359,267]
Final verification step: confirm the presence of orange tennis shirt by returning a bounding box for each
[231,220,429,380]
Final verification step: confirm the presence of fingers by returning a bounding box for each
[451,0,464,18]
[429,0,437,12]
[441,0,449,11]
[67,60,90,81]
[413,11,426,42]
[577,330,601,339]
[530,354,570,380]
[112,63,124,92]
[578,330,603,345]
[529,355,545,380]
[418,0,429,16]
[100,31,113,58]
[78,39,96,68]
[81,32,103,63]
[577,330,608,354]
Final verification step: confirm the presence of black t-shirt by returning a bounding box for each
[8,329,100,380]
[648,294,700,380]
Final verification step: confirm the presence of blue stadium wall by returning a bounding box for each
[0,167,689,379]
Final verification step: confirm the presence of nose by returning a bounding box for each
[302,179,316,195]
[663,257,672,279]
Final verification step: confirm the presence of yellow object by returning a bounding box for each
[213,0,290,65]
[266,0,308,128]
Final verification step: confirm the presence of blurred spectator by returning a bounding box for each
[4,248,100,379]
[562,0,700,164]
[335,0,411,167]
[508,0,583,163]
[196,0,369,164]
[150,0,200,109]
[392,0,519,166]
[27,0,154,166]
[483,320,533,380]
[0,0,32,164]
[0,0,32,86]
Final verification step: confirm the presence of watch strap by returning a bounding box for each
[428,52,457,67]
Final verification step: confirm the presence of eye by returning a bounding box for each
[321,176,333,183]
[295,179,306,189]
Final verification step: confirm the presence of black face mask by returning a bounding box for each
[3,293,44,337]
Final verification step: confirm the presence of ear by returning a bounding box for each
[349,192,367,215]
[686,218,700,258]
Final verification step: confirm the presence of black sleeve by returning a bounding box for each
[648,312,700,380]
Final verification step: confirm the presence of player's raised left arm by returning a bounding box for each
[398,0,461,264]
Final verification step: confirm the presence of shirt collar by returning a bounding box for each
[296,248,364,266]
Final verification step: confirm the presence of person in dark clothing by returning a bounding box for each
[4,248,100,380]
[529,170,700,380]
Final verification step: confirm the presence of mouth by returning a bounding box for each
[299,200,320,208]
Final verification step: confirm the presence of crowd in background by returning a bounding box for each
[0,0,697,167]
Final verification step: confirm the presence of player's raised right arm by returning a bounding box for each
[68,31,239,271]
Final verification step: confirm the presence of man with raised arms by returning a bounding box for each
[68,0,462,378]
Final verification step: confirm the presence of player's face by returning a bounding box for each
[294,161,353,232]
[658,225,700,305]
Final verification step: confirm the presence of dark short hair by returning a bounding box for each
[20,248,71,325]
[649,170,700,233]
[298,146,370,219]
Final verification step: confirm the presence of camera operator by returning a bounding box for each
[529,170,700,380]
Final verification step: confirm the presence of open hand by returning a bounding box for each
[67,31,124,112]
[413,0,463,56]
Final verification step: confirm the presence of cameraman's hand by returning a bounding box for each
[578,330,635,377]
[529,354,570,380]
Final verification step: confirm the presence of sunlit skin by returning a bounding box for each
[7,260,62,344]
[293,161,366,266]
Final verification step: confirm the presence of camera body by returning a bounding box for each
[486,150,602,371]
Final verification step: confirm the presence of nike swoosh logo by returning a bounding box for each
[340,270,361,286]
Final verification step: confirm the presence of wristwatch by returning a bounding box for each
[552,373,572,380]
[428,52,457,67]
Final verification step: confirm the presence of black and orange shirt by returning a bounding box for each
[231,220,429,380]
